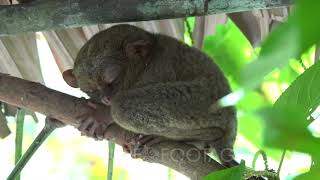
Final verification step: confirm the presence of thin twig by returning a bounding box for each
[252,150,269,171]
[277,149,286,178]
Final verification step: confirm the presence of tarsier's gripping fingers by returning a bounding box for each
[123,134,167,158]
[77,100,114,140]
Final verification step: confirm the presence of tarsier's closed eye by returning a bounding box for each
[103,64,121,84]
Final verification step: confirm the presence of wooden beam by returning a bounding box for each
[0,0,293,36]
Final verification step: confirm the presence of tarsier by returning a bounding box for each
[63,24,238,167]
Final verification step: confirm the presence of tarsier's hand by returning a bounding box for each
[77,100,114,140]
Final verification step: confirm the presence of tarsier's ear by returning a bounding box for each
[103,65,121,84]
[125,39,151,59]
[62,69,79,88]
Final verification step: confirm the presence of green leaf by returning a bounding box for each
[294,165,320,180]
[203,161,245,180]
[261,106,320,158]
[186,17,195,32]
[239,0,320,88]
[274,61,320,118]
[203,20,254,80]
[184,17,195,45]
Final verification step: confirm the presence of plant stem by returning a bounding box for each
[277,149,287,178]
[14,109,25,180]
[7,119,56,180]
[107,142,115,180]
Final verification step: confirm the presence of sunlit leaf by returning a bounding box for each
[238,113,263,147]
[277,64,300,84]
[239,0,320,88]
[274,61,320,118]
[203,161,245,180]
[203,20,254,80]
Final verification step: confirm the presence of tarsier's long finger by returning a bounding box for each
[78,117,94,132]
[87,101,98,109]
[75,113,89,125]
[89,122,100,139]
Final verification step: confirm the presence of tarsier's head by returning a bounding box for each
[63,24,155,105]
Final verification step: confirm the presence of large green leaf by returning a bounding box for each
[239,0,320,88]
[274,61,320,118]
[261,106,320,158]
[203,161,245,180]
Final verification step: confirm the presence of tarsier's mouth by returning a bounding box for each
[101,96,112,106]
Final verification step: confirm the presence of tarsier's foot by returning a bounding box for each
[77,101,114,140]
[123,134,167,158]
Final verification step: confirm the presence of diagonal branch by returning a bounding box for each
[0,0,293,36]
[0,73,224,180]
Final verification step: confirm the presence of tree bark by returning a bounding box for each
[0,73,224,180]
[0,0,293,36]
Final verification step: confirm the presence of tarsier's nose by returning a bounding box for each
[101,96,112,106]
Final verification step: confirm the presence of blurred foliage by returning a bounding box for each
[239,0,320,88]
[184,17,195,46]
[203,20,254,82]
[203,0,320,179]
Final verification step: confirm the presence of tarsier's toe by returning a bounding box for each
[122,144,131,154]
[126,135,167,158]
[94,125,107,140]
[78,118,110,140]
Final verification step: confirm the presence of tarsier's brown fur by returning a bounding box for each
[64,24,238,167]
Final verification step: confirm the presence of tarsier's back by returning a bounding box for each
[68,24,238,167]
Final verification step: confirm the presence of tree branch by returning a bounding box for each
[0,0,293,36]
[0,73,224,180]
